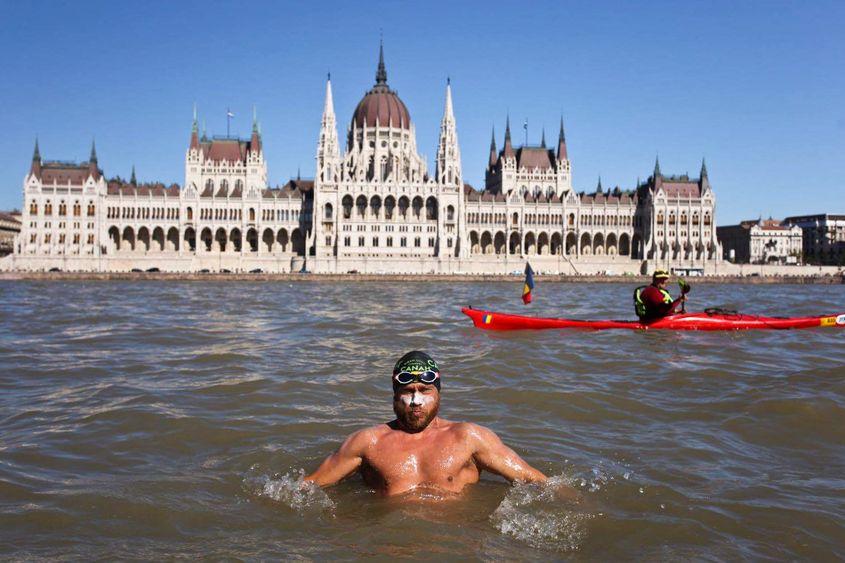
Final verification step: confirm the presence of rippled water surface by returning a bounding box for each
[1,280,844,559]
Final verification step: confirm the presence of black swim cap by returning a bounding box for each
[392,350,441,392]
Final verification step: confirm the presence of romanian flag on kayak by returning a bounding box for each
[522,262,535,305]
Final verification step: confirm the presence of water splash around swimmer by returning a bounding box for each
[491,474,593,552]
[242,466,335,515]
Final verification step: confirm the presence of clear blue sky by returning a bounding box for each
[1,0,842,224]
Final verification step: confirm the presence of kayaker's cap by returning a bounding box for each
[652,269,670,281]
[392,351,441,392]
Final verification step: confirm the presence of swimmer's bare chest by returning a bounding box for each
[360,424,479,494]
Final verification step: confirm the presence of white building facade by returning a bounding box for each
[5,45,722,275]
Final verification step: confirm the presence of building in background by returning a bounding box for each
[4,44,723,274]
[0,211,21,257]
[782,214,845,265]
[717,218,802,264]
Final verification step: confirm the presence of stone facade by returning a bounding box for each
[782,214,845,265]
[717,218,802,264]
[5,44,723,275]
[0,211,21,256]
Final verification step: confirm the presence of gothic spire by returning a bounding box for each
[30,137,42,178]
[503,114,515,158]
[540,127,546,148]
[654,155,661,177]
[190,105,200,150]
[443,77,454,120]
[89,139,97,163]
[252,105,258,133]
[436,78,461,185]
[130,165,137,185]
[700,157,708,179]
[375,38,388,86]
[596,176,603,194]
[488,126,497,167]
[556,117,568,160]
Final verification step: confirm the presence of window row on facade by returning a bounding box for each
[29,200,95,217]
[105,225,305,254]
[333,195,453,222]
[468,230,639,257]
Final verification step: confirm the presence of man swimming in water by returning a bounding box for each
[304,351,575,497]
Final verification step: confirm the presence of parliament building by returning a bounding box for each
[6,45,721,275]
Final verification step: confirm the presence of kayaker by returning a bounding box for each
[634,270,686,322]
[303,350,578,498]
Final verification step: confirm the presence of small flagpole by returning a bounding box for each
[524,118,528,146]
[227,107,231,138]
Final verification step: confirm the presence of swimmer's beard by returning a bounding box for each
[393,400,439,433]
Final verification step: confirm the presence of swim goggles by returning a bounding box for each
[393,370,440,386]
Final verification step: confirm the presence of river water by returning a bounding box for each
[1,280,843,560]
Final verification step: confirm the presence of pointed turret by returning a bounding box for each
[375,38,388,86]
[88,139,100,179]
[443,77,454,120]
[653,155,661,178]
[316,73,340,184]
[596,176,603,194]
[30,138,42,178]
[540,127,546,148]
[557,117,568,160]
[436,78,461,185]
[503,115,515,158]
[488,126,497,167]
[130,165,137,185]
[700,157,711,192]
[250,105,262,154]
[190,104,200,150]
[201,119,207,142]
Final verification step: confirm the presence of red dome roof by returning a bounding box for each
[351,41,411,130]
[352,86,411,129]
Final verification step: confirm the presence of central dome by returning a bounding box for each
[351,42,411,130]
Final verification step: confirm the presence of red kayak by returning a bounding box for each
[462,307,845,331]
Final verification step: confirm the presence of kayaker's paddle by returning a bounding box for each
[678,279,691,313]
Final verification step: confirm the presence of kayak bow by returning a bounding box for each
[462,307,845,331]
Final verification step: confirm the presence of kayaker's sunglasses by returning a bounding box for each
[393,370,440,386]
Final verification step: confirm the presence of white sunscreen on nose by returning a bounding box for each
[401,392,432,407]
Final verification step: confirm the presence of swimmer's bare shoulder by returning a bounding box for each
[455,421,582,502]
[303,424,387,487]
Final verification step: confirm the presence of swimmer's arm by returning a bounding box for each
[468,424,547,483]
[468,424,581,501]
[303,429,370,487]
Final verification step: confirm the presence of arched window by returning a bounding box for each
[324,203,333,220]
[45,200,52,215]
[446,205,455,221]
[205,179,214,192]
[657,213,665,225]
[29,201,38,215]
[380,156,388,181]
[87,202,95,216]
[342,195,353,219]
[220,179,229,194]
[249,208,256,222]
[187,207,193,221]
[59,201,67,216]
[72,201,81,216]
[235,179,243,192]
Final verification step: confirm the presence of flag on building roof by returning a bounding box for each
[522,262,535,305]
